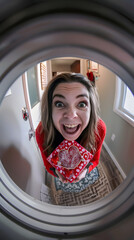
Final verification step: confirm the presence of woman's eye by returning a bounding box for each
[55,101,64,108]
[78,102,87,108]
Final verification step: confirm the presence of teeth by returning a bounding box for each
[64,124,78,128]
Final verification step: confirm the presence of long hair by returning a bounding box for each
[41,73,100,156]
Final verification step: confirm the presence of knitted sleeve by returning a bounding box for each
[87,118,106,173]
[35,122,57,177]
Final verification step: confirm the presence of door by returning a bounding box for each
[22,61,52,134]
[22,65,46,197]
[22,61,52,187]
[22,65,41,134]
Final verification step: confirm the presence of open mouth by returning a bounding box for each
[63,124,80,134]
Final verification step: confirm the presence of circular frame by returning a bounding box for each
[0,1,134,238]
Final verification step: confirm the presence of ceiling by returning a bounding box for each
[51,57,80,66]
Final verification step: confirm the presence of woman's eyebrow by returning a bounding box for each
[53,94,65,99]
[76,94,89,99]
[53,93,89,99]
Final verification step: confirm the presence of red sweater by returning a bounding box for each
[35,119,106,177]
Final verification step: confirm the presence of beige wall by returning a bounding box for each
[96,65,134,176]
[0,77,45,199]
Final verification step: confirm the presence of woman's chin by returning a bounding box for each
[60,130,81,141]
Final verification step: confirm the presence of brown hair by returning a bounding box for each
[41,73,100,155]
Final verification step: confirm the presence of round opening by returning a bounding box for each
[1,3,134,238]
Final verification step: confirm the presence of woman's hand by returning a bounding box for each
[56,168,87,184]
[55,169,69,183]
[72,168,87,183]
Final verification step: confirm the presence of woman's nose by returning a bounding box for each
[63,107,77,119]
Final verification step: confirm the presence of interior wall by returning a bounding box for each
[52,64,71,73]
[96,65,134,176]
[0,77,45,199]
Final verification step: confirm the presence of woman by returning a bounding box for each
[36,73,106,192]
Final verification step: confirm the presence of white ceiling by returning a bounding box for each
[51,57,81,66]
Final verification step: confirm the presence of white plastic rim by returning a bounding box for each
[0,1,134,238]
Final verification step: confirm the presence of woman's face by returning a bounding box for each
[52,82,91,141]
